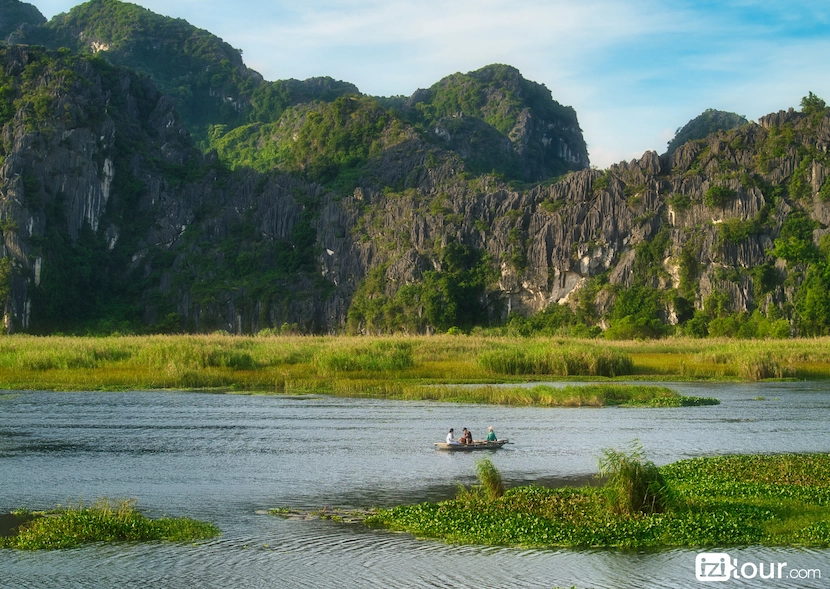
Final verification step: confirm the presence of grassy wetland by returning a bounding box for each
[0,499,220,550]
[365,453,830,549]
[0,334,828,401]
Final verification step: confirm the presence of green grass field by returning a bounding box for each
[0,334,827,403]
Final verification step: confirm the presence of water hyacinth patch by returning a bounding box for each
[0,499,220,550]
[365,453,830,549]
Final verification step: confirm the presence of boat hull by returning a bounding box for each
[433,440,508,451]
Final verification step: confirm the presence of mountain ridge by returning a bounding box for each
[0,0,828,339]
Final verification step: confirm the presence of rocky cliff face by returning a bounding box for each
[0,44,332,333]
[334,106,830,335]
[0,44,201,331]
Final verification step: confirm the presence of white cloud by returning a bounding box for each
[234,0,668,86]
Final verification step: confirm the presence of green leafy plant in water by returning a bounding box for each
[367,453,830,548]
[598,441,673,515]
[475,457,506,500]
[456,456,506,501]
[1,498,219,550]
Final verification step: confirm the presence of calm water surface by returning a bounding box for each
[1,382,830,588]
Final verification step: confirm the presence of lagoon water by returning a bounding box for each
[1,382,830,588]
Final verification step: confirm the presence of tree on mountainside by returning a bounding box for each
[801,92,827,116]
[801,92,828,127]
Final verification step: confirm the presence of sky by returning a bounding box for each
[32,0,830,169]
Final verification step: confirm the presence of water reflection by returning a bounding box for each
[1,384,829,588]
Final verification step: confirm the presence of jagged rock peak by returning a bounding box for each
[758,108,800,129]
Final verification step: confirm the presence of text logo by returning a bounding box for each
[694,552,812,582]
[696,553,736,582]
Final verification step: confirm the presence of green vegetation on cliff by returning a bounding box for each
[403,64,588,181]
[19,1,586,185]
[665,109,748,157]
[412,64,575,135]
[26,0,258,139]
[17,0,358,146]
[347,238,497,333]
[25,0,254,135]
[0,0,43,38]
[214,95,408,191]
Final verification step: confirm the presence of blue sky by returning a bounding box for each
[33,0,830,168]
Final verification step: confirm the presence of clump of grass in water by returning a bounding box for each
[598,441,673,515]
[456,457,506,500]
[476,457,505,499]
[0,498,220,550]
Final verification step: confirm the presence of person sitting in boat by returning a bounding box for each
[446,428,459,444]
[460,428,473,444]
[486,426,497,442]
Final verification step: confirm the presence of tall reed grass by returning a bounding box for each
[478,345,633,377]
[456,457,506,501]
[314,341,414,373]
[475,457,506,499]
[598,442,673,515]
[0,334,828,397]
[410,384,716,407]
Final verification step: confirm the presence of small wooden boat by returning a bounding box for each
[433,439,509,451]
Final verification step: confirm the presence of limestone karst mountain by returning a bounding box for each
[0,0,829,338]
